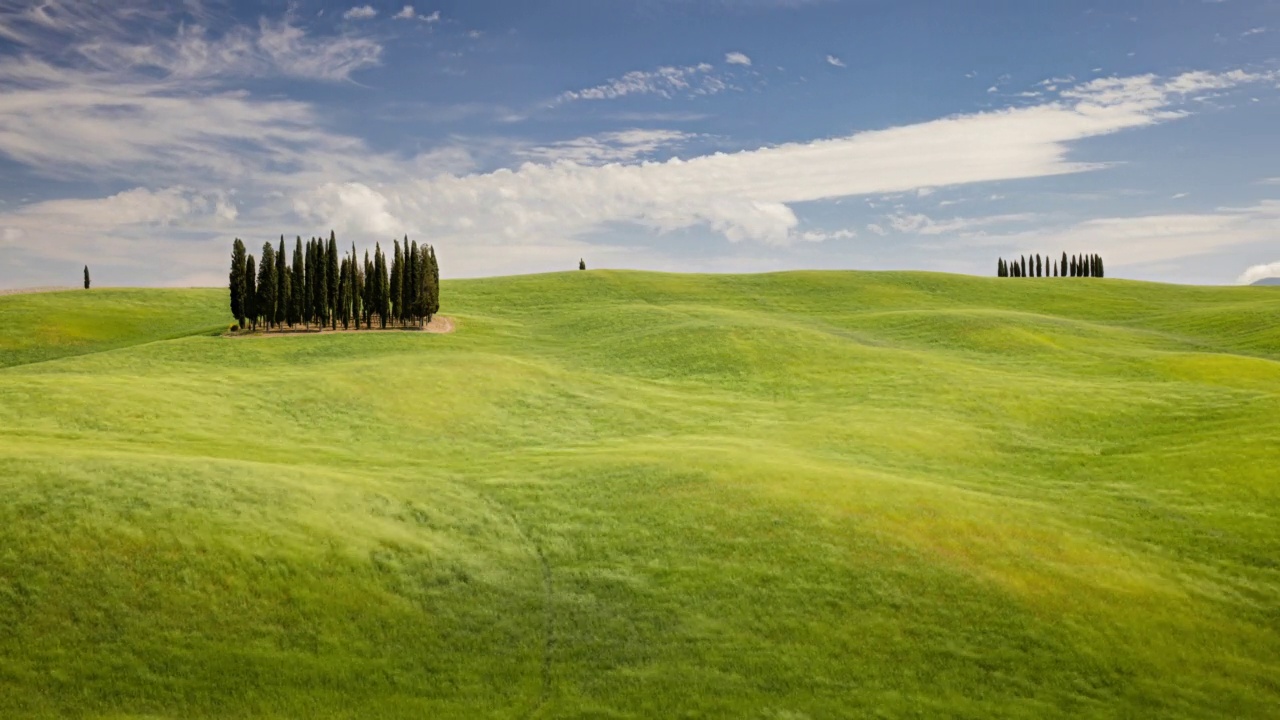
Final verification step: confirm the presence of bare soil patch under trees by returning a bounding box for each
[225,315,454,337]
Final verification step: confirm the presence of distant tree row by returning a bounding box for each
[998,253,1104,278]
[228,232,439,332]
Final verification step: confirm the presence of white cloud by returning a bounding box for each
[343,5,377,20]
[393,6,416,20]
[725,51,752,66]
[553,63,725,104]
[422,11,441,23]
[1238,261,1280,284]
[885,212,1038,235]
[76,18,382,82]
[515,129,693,165]
[798,228,856,242]
[825,55,845,68]
[866,224,888,236]
[1242,26,1268,36]
[1171,192,1189,199]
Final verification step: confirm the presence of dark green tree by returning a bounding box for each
[291,237,305,328]
[390,239,403,326]
[1061,252,1068,278]
[426,244,440,321]
[1035,254,1042,277]
[244,254,258,330]
[275,237,288,327]
[83,265,91,290]
[258,242,277,330]
[229,239,247,328]
[407,239,418,325]
[579,258,586,271]
[326,232,339,330]
[363,250,374,328]
[1097,255,1105,278]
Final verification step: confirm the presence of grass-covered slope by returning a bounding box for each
[0,288,228,368]
[0,271,1277,719]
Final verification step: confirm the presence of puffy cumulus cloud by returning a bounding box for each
[725,51,752,66]
[342,6,377,20]
[1238,261,1280,284]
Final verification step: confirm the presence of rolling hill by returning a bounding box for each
[0,271,1277,718]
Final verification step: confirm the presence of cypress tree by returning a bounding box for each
[275,237,288,327]
[1070,256,1077,277]
[229,239,247,328]
[426,244,440,321]
[390,240,403,326]
[83,265,91,290]
[373,243,386,328]
[1035,254,1042,277]
[579,258,586,271]
[258,242,277,330]
[997,258,1004,277]
[327,232,339,330]
[244,254,258,330]
[292,238,305,328]
[338,257,350,330]
[1097,255,1105,278]
[408,239,420,325]
[363,250,373,328]
[1053,260,1059,277]
[1020,255,1027,277]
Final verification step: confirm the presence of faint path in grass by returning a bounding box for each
[472,487,555,718]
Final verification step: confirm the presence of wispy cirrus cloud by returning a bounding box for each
[552,62,728,104]
[514,129,695,165]
[725,51,752,66]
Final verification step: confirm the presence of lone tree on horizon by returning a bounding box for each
[579,258,586,270]
[83,265,90,290]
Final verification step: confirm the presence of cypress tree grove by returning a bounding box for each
[327,232,339,330]
[244,254,258,330]
[258,242,277,330]
[275,237,288,328]
[291,238,305,328]
[229,238,247,328]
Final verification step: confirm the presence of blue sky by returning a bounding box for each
[0,0,1278,287]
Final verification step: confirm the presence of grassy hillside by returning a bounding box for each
[0,271,1277,719]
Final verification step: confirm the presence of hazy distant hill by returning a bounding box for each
[1252,277,1280,286]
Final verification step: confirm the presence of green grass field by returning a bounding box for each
[1,272,1277,719]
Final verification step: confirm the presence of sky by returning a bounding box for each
[0,0,1278,288]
